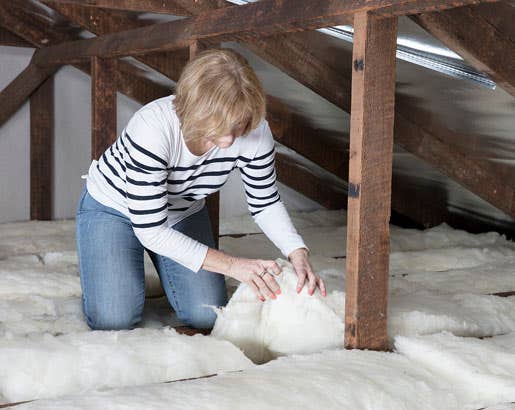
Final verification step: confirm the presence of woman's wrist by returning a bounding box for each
[202,247,237,276]
[288,247,309,261]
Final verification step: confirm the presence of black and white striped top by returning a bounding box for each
[86,95,306,272]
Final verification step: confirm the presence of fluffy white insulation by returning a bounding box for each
[13,332,515,410]
[0,328,253,403]
[1,214,515,409]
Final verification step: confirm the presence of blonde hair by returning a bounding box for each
[174,48,266,142]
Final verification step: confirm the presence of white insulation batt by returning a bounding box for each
[12,332,515,410]
[1,213,515,409]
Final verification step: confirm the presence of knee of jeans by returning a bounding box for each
[178,306,218,330]
[85,308,141,331]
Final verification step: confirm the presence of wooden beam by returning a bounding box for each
[41,2,189,80]
[91,56,118,160]
[32,0,496,66]
[267,95,349,179]
[0,55,58,128]
[0,26,31,47]
[42,0,197,15]
[275,153,346,209]
[344,12,397,350]
[0,1,170,108]
[30,76,54,220]
[411,3,515,98]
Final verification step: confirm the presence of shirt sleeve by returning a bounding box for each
[123,110,208,273]
[239,120,308,258]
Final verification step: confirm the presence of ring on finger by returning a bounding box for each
[259,269,267,278]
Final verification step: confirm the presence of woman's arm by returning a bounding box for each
[239,120,326,296]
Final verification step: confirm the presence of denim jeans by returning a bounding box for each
[75,184,228,330]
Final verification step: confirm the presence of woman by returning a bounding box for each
[76,48,326,331]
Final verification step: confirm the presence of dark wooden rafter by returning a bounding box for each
[41,0,217,15]
[267,95,349,179]
[344,12,397,350]
[0,1,170,122]
[0,55,58,128]
[275,153,345,209]
[40,2,189,80]
[91,56,118,160]
[30,75,54,220]
[0,26,31,47]
[411,2,515,98]
[32,0,498,66]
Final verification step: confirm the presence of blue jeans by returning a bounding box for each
[75,184,228,330]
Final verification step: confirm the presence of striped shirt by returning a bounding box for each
[86,95,306,272]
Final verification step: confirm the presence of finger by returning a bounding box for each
[264,261,282,276]
[248,280,265,302]
[262,272,281,295]
[317,276,327,297]
[253,274,276,299]
[307,270,317,296]
[296,271,307,294]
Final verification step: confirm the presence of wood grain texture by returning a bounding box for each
[33,0,496,65]
[91,56,117,160]
[0,26,31,47]
[30,76,54,220]
[275,153,346,209]
[344,12,398,351]
[0,56,58,129]
[42,2,189,81]
[42,0,195,15]
[411,3,515,98]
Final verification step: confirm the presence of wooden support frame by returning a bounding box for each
[0,55,58,128]
[91,56,118,160]
[42,0,199,15]
[344,12,398,350]
[32,0,496,66]
[30,76,55,220]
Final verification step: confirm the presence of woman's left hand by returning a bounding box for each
[288,248,327,297]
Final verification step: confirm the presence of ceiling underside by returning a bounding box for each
[2,0,515,235]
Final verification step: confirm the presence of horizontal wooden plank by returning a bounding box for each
[33,0,496,65]
[42,0,196,15]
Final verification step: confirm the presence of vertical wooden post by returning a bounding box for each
[30,76,54,220]
[189,40,220,249]
[344,12,398,351]
[91,56,118,160]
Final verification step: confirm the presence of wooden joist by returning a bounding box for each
[0,1,170,114]
[344,12,398,350]
[275,153,346,210]
[267,96,349,180]
[42,0,198,15]
[30,76,54,220]
[32,0,497,66]
[41,2,189,81]
[91,56,118,160]
[0,26,31,47]
[0,55,58,128]
[411,3,515,98]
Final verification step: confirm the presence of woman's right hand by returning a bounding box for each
[226,257,282,302]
